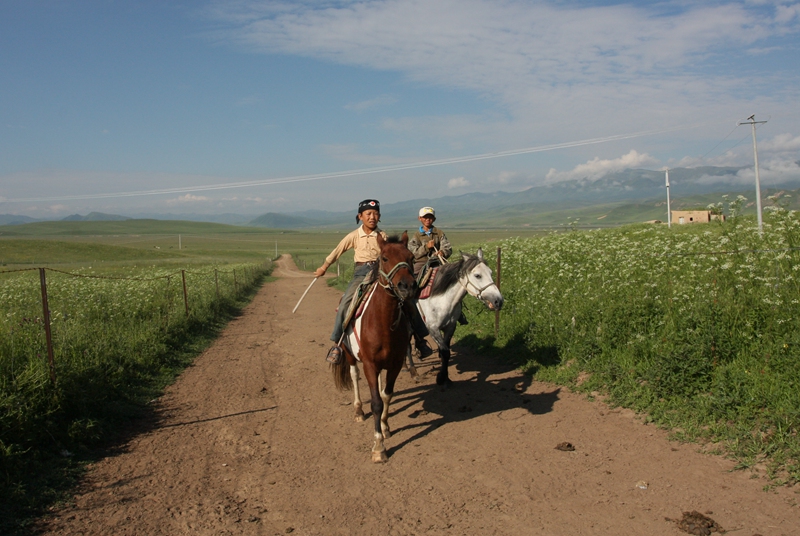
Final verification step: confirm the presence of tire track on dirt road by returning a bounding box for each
[40,255,800,535]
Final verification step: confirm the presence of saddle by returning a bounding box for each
[342,279,377,331]
[418,266,439,300]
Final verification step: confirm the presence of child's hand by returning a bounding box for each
[426,239,435,249]
[314,267,326,277]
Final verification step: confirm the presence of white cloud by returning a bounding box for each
[448,176,470,188]
[692,158,800,186]
[759,133,800,153]
[775,3,800,24]
[673,132,800,169]
[344,94,397,111]
[166,194,212,205]
[545,150,659,182]
[487,171,518,184]
[209,0,799,144]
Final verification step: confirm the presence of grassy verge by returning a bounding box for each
[454,197,800,486]
[0,263,272,535]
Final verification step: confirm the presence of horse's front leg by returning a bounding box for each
[364,364,387,463]
[380,363,402,440]
[350,364,365,422]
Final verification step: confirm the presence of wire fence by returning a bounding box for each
[0,262,270,386]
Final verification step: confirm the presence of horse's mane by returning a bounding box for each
[384,234,404,244]
[429,253,484,297]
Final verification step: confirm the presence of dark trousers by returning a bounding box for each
[331,264,372,342]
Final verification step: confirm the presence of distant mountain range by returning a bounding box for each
[0,214,40,226]
[61,212,131,222]
[249,165,800,228]
[3,165,799,229]
[127,212,256,225]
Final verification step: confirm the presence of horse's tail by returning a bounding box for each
[331,359,353,391]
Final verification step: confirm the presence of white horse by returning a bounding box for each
[412,248,504,386]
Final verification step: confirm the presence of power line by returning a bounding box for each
[3,124,701,203]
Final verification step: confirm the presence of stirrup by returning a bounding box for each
[326,346,343,365]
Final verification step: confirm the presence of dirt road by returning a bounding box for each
[40,255,799,535]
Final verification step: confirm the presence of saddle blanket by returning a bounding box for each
[418,267,439,300]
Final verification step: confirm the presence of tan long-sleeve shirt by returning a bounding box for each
[322,225,388,269]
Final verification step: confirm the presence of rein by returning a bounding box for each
[378,260,412,330]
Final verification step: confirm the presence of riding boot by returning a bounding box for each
[406,300,429,336]
[458,311,469,325]
[414,334,433,358]
[406,300,433,358]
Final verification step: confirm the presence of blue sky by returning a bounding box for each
[1,0,799,218]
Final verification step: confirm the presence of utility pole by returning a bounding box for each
[665,168,671,228]
[738,115,768,235]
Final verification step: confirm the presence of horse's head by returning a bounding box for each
[460,248,504,311]
[376,231,417,302]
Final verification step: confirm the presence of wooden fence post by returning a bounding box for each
[165,276,171,327]
[181,270,189,317]
[214,269,219,300]
[233,269,238,295]
[495,247,501,339]
[38,268,57,385]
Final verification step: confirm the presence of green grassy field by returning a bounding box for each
[0,220,545,272]
[0,221,285,535]
[452,199,800,486]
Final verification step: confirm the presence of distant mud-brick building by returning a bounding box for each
[671,210,725,224]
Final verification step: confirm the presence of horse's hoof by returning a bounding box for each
[371,450,388,463]
[436,373,451,386]
[354,412,366,423]
[382,429,391,440]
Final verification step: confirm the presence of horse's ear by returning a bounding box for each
[377,233,386,248]
[400,230,408,246]
[477,248,484,261]
[461,250,469,261]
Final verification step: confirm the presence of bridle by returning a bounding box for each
[377,258,413,330]
[378,259,412,303]
[460,264,498,304]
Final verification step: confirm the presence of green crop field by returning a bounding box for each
[0,220,283,534]
[454,196,800,486]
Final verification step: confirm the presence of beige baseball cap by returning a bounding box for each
[419,207,435,217]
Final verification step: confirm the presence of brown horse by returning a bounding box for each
[331,232,416,463]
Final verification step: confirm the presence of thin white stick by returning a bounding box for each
[292,277,318,313]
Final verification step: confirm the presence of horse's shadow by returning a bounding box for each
[376,334,562,458]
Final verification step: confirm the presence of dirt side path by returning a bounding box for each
[41,255,799,535]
